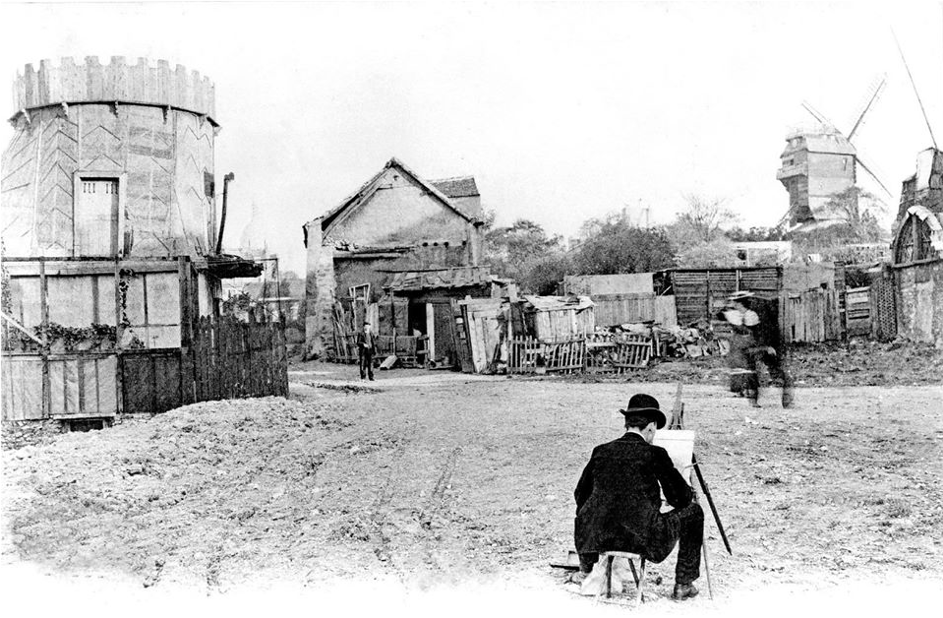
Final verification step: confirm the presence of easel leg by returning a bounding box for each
[702,534,714,600]
[606,554,613,598]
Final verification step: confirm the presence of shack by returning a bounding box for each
[662,266,782,326]
[456,295,594,374]
[562,273,676,327]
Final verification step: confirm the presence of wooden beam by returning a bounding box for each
[0,311,43,344]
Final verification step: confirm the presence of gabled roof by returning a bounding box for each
[321,158,478,233]
[431,176,480,198]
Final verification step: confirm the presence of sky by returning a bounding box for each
[1,1,941,274]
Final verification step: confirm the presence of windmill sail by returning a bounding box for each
[847,75,887,140]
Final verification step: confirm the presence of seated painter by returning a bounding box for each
[573,393,703,601]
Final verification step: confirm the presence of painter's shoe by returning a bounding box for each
[672,583,699,601]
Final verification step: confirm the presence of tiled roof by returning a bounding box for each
[431,176,480,198]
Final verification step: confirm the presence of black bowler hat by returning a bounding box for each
[619,393,667,429]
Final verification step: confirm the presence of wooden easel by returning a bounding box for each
[659,382,733,600]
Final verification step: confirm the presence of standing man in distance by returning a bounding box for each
[574,393,703,601]
[356,320,377,381]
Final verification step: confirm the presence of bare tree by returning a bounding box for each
[676,194,739,243]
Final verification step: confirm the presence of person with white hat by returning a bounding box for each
[721,291,793,408]
[573,393,704,601]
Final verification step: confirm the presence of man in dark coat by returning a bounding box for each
[355,320,377,381]
[574,393,703,601]
[721,291,793,408]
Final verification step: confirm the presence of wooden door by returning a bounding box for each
[75,178,118,256]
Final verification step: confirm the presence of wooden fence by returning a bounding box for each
[2,316,288,420]
[845,286,871,337]
[782,288,842,343]
[508,337,586,374]
[506,334,653,375]
[586,333,652,373]
[191,316,289,402]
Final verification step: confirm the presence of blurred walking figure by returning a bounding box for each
[356,321,377,381]
[720,291,793,408]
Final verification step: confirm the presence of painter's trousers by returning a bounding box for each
[579,502,704,586]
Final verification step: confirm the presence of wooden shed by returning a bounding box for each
[666,267,782,326]
[514,295,595,340]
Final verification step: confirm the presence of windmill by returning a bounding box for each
[776,74,893,231]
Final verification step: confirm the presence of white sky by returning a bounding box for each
[1,1,941,274]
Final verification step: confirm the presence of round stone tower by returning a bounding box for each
[2,56,220,258]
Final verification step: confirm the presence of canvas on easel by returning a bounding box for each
[653,429,696,486]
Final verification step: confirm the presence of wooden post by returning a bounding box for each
[425,302,435,365]
[114,257,125,414]
[177,257,192,405]
[39,259,49,418]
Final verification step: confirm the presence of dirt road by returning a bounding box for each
[2,361,941,615]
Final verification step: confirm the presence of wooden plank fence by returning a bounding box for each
[782,288,841,343]
[586,333,652,373]
[508,337,586,374]
[506,333,653,375]
[192,316,288,402]
[845,286,871,337]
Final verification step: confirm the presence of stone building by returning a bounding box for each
[303,158,486,359]
[890,147,943,346]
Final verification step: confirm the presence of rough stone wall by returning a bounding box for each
[895,261,943,347]
[303,218,336,359]
[0,419,64,450]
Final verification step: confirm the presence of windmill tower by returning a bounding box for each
[1,57,222,258]
[777,76,892,230]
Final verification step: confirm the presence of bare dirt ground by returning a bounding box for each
[2,346,942,617]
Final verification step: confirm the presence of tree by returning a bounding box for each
[483,218,565,284]
[786,187,890,260]
[676,194,739,243]
[521,252,572,295]
[673,238,740,268]
[818,186,888,243]
[571,218,675,275]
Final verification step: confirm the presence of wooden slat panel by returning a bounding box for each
[1,357,44,420]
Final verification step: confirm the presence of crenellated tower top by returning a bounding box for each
[11,56,216,124]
